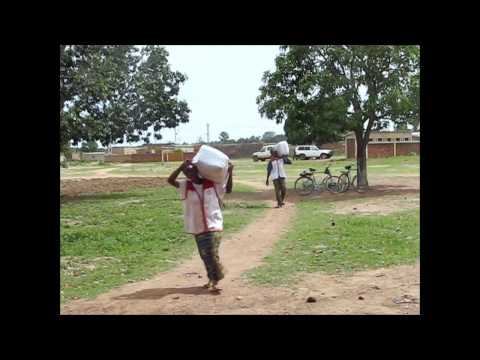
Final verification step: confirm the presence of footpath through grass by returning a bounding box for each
[60,185,267,304]
[246,199,419,286]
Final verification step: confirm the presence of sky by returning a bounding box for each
[134,45,285,145]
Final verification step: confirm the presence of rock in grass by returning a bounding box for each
[358,296,365,300]
[306,296,317,303]
[236,296,243,300]
[173,296,180,300]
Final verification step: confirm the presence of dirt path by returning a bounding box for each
[61,201,297,315]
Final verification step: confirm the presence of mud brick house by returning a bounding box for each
[195,143,265,159]
[105,144,195,163]
[345,131,420,159]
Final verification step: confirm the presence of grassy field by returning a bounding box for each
[60,186,267,303]
[60,154,419,301]
[246,200,419,286]
[61,155,419,182]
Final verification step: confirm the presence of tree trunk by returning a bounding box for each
[356,136,368,188]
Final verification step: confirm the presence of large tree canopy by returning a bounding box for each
[60,45,190,151]
[257,45,420,186]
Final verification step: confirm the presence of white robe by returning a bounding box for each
[177,179,226,235]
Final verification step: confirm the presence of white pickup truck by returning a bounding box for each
[294,145,333,160]
[252,145,275,161]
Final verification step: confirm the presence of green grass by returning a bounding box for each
[232,182,257,193]
[61,156,419,181]
[60,186,267,303]
[67,161,111,168]
[246,200,419,286]
[60,154,420,303]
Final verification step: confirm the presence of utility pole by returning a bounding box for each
[206,123,210,143]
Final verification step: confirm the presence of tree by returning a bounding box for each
[60,45,190,152]
[407,72,420,131]
[257,45,419,187]
[80,140,98,152]
[271,133,288,143]
[261,131,276,142]
[219,131,230,143]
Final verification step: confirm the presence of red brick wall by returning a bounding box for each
[346,139,356,159]
[164,151,184,162]
[396,142,420,156]
[183,152,195,161]
[193,143,264,159]
[130,154,164,163]
[367,143,394,158]
[210,143,264,159]
[105,154,164,163]
[320,141,345,156]
[105,154,132,163]
[344,140,420,159]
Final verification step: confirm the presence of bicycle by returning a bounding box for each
[337,164,358,193]
[294,165,341,196]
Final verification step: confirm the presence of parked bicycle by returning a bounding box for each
[294,165,341,196]
[337,164,358,192]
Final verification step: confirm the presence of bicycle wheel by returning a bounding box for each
[337,174,349,193]
[351,175,358,191]
[294,176,315,196]
[325,176,341,193]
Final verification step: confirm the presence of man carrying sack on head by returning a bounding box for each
[266,149,288,208]
[168,153,233,292]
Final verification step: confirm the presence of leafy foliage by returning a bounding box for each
[219,131,230,143]
[60,45,190,151]
[257,45,420,185]
[80,140,99,153]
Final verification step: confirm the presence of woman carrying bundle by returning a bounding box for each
[168,159,233,292]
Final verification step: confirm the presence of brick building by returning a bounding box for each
[345,131,420,159]
[105,144,195,163]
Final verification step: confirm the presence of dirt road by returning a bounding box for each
[61,200,298,314]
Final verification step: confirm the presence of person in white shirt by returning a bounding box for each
[266,150,288,208]
[168,159,233,292]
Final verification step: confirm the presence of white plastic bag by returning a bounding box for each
[192,145,229,184]
[275,141,289,156]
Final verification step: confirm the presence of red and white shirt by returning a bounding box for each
[177,178,227,235]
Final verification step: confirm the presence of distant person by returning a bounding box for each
[168,159,233,292]
[266,150,288,208]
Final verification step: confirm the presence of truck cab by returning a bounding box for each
[252,145,275,161]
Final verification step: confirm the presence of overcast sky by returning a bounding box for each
[138,45,285,145]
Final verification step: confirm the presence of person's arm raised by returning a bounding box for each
[168,160,188,188]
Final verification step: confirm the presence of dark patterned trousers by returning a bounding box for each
[194,231,225,282]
